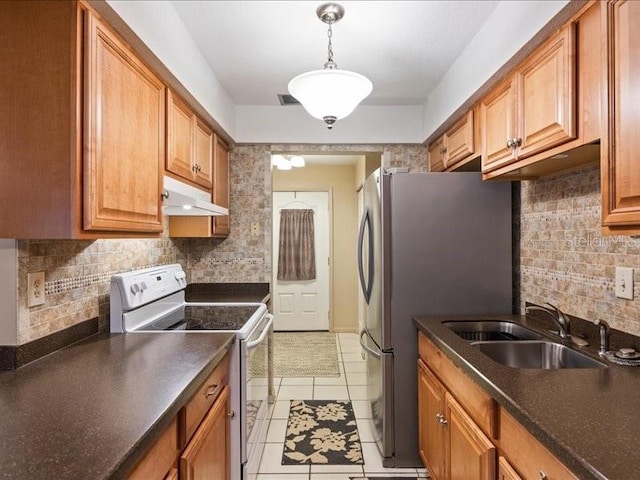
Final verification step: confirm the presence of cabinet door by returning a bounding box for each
[167,90,195,181]
[84,12,164,232]
[498,456,523,480]
[444,111,475,168]
[446,393,496,480]
[180,385,230,480]
[516,25,576,159]
[417,360,446,480]
[481,78,517,172]
[602,0,640,228]
[428,136,446,172]
[212,136,230,237]
[194,118,213,189]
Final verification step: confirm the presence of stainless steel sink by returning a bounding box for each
[472,341,607,369]
[443,320,544,341]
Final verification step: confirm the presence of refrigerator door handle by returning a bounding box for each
[359,329,381,359]
[357,209,373,303]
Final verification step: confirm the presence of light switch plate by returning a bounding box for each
[27,271,45,307]
[615,267,634,300]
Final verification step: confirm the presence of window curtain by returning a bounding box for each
[277,209,316,281]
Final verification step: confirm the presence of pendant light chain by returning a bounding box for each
[326,22,337,69]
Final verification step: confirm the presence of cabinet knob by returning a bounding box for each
[439,146,447,155]
[228,410,236,419]
[515,137,522,147]
[539,471,548,480]
[506,138,515,149]
[435,413,448,427]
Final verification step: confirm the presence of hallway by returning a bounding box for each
[257,333,429,479]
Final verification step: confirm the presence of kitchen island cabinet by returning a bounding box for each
[0,1,166,238]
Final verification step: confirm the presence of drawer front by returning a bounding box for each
[182,353,230,445]
[127,417,179,480]
[418,333,498,438]
[499,410,578,480]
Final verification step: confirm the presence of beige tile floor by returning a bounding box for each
[257,333,429,480]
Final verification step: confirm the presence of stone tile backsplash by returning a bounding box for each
[519,164,640,335]
[19,146,638,346]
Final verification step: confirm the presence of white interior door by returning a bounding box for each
[272,191,329,331]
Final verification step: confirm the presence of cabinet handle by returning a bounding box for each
[204,384,220,399]
[539,471,548,480]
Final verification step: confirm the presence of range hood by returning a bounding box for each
[162,176,228,216]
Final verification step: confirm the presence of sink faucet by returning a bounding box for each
[594,319,610,356]
[525,303,571,339]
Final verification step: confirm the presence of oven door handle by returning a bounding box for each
[246,314,273,350]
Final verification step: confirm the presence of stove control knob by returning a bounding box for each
[130,283,140,294]
[140,281,148,291]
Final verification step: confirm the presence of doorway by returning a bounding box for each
[272,191,330,331]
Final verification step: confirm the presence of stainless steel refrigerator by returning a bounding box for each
[357,168,512,467]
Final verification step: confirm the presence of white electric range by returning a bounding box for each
[109,264,271,480]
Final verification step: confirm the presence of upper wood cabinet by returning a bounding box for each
[428,109,479,172]
[167,136,231,238]
[428,137,446,172]
[601,0,640,233]
[167,90,213,190]
[212,136,231,238]
[84,10,165,233]
[482,78,518,171]
[481,3,602,180]
[481,25,576,174]
[0,1,165,238]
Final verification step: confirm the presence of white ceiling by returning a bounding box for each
[171,1,500,107]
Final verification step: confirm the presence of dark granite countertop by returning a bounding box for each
[414,314,640,480]
[0,332,234,480]
[185,282,270,304]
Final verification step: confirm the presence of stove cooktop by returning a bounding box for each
[138,305,261,331]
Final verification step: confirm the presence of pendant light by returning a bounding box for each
[288,3,373,129]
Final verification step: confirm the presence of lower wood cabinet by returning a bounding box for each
[498,457,522,480]
[418,359,495,480]
[126,353,230,480]
[418,332,578,480]
[418,360,447,480]
[180,385,230,480]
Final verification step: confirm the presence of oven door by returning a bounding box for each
[242,313,272,478]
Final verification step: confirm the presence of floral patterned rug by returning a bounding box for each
[282,400,363,465]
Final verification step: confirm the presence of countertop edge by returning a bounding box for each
[109,334,235,479]
[413,316,605,480]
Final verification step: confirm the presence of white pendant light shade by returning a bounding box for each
[288,3,372,129]
[288,69,372,124]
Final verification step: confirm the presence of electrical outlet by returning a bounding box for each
[615,267,634,300]
[28,272,45,307]
[251,222,260,236]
